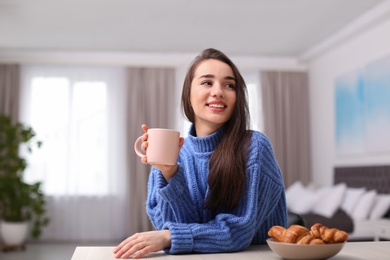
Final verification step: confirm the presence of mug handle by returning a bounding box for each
[134,136,145,158]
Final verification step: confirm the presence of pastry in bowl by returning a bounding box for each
[267,223,348,260]
[268,223,348,244]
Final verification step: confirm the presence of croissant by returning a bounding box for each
[268,223,348,244]
[310,223,348,243]
[268,225,324,245]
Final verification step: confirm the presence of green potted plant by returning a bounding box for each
[0,114,49,245]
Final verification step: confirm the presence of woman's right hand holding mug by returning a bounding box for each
[135,124,184,182]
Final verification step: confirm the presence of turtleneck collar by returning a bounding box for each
[186,124,224,153]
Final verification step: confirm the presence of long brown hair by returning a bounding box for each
[181,48,251,210]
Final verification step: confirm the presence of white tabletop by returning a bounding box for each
[71,241,390,260]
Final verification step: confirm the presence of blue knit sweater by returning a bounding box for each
[146,125,287,254]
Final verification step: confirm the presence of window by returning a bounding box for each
[243,71,263,132]
[28,78,107,195]
[19,65,133,241]
[20,66,126,196]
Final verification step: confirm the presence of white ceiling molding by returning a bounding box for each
[0,49,307,71]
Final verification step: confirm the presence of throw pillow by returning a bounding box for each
[340,187,366,216]
[312,183,347,218]
[350,190,377,221]
[286,181,319,214]
[285,181,304,210]
[369,194,390,220]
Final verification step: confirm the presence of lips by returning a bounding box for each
[207,101,226,108]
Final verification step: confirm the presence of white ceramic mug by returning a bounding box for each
[134,128,180,165]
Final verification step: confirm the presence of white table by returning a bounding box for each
[71,241,390,260]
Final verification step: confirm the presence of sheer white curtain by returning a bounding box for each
[19,65,129,242]
[242,71,263,132]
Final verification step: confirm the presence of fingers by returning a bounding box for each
[113,236,133,254]
[138,124,149,165]
[121,243,146,259]
[141,124,149,153]
[141,155,148,164]
[179,137,184,148]
[113,234,153,259]
[140,137,148,164]
[132,246,152,259]
[113,236,140,258]
[114,230,170,259]
[141,124,149,133]
[141,136,148,151]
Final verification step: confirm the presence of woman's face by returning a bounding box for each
[190,59,236,136]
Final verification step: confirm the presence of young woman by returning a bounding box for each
[114,48,287,258]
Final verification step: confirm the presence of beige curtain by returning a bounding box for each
[0,64,20,122]
[260,71,311,187]
[125,67,176,234]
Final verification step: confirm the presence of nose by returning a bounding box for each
[210,84,224,97]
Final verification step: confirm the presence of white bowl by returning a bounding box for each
[266,238,346,260]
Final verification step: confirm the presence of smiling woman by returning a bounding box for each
[113,48,287,259]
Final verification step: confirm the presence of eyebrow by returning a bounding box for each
[199,74,236,81]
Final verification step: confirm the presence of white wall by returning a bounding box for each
[307,16,390,186]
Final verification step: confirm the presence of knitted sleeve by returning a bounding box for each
[161,132,287,254]
[146,164,201,229]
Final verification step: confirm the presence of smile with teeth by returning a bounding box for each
[208,104,225,108]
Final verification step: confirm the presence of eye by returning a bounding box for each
[201,80,212,86]
[226,83,236,89]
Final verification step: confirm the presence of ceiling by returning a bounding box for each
[0,0,387,59]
